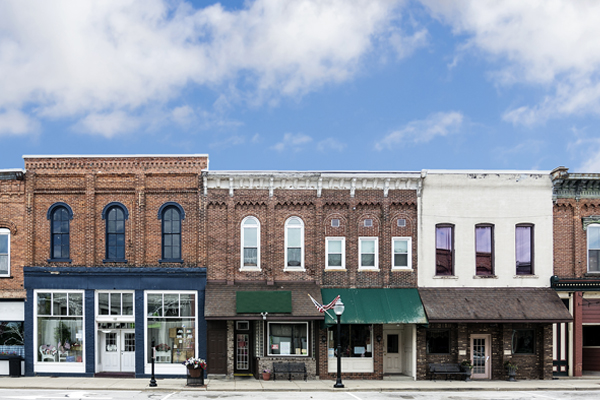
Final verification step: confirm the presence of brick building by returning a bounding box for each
[417,171,571,380]
[550,166,600,376]
[203,171,427,379]
[20,155,208,377]
[0,169,26,375]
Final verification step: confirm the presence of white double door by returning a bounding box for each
[101,330,135,372]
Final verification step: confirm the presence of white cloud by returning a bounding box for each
[375,111,463,150]
[421,1,600,125]
[0,109,38,135]
[74,111,141,138]
[317,138,346,152]
[209,135,246,149]
[0,0,415,135]
[271,133,313,152]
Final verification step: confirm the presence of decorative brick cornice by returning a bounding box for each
[583,215,600,230]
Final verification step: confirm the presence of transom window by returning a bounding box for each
[160,203,183,262]
[359,237,378,269]
[285,217,304,269]
[104,204,127,262]
[0,228,9,276]
[241,216,260,269]
[475,224,494,276]
[326,237,345,269]
[516,224,534,275]
[98,292,134,316]
[588,225,600,272]
[392,237,411,269]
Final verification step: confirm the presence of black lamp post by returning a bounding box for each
[333,297,345,388]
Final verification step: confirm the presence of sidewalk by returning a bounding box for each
[2,376,600,392]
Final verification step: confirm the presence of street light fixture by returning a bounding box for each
[333,298,345,388]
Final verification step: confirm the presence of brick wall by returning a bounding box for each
[0,176,26,298]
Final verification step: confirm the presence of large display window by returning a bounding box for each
[327,324,373,373]
[146,292,196,367]
[267,322,308,356]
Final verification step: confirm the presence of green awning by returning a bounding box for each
[321,288,427,325]
[236,291,292,313]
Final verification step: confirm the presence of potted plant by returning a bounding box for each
[262,368,272,381]
[54,322,71,345]
[460,360,473,381]
[504,360,518,382]
[183,356,207,385]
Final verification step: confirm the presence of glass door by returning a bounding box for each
[470,334,491,379]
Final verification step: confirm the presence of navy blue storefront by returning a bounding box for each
[24,266,206,377]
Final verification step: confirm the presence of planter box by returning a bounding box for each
[0,356,24,376]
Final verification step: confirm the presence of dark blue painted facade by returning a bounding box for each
[24,266,206,377]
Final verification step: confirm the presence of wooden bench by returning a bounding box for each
[428,363,470,381]
[272,362,307,381]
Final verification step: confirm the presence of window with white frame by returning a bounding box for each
[285,217,304,269]
[36,291,84,363]
[98,292,134,316]
[268,322,308,356]
[241,216,260,269]
[0,228,9,276]
[359,237,378,269]
[588,224,600,272]
[146,292,196,364]
[326,237,345,269]
[392,237,411,269]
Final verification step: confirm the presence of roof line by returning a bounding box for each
[23,154,209,159]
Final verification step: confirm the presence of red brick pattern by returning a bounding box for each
[0,178,26,298]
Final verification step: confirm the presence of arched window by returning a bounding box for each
[241,216,260,269]
[103,203,128,262]
[285,217,304,269]
[0,228,10,276]
[47,203,73,261]
[159,203,184,262]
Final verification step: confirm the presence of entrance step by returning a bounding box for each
[94,372,135,378]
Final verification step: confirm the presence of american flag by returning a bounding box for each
[308,294,340,316]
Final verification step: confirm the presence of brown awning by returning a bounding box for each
[419,288,572,323]
[205,281,324,321]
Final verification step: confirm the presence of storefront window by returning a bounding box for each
[0,321,24,357]
[36,291,84,363]
[327,324,372,358]
[146,292,196,364]
[426,330,450,354]
[512,329,535,354]
[268,323,308,356]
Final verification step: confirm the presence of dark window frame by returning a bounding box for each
[475,223,494,276]
[159,203,184,263]
[426,329,450,354]
[516,223,534,275]
[435,224,454,276]
[103,203,128,263]
[47,203,73,262]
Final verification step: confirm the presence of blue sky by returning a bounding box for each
[1,0,600,172]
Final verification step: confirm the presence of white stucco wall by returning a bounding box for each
[418,171,553,288]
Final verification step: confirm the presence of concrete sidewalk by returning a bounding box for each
[1,376,600,392]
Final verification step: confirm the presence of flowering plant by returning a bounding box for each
[183,357,207,369]
[0,351,19,356]
[155,343,171,351]
[263,368,271,374]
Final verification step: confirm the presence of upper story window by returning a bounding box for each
[47,203,73,262]
[436,224,454,276]
[241,216,260,269]
[103,203,128,262]
[359,237,378,269]
[588,224,600,272]
[159,202,184,263]
[516,224,534,275]
[0,228,9,277]
[475,224,494,276]
[285,217,304,269]
[326,237,345,269]
[392,237,411,269]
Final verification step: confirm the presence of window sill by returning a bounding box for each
[473,275,498,279]
[585,272,600,277]
[283,267,306,272]
[240,267,261,272]
[159,259,183,264]
[433,275,458,279]
[392,267,413,272]
[359,267,380,271]
[325,267,347,271]
[514,275,539,279]
[47,258,72,263]
[103,259,128,264]
[0,275,12,279]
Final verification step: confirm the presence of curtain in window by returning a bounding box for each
[436,226,453,275]
[516,226,532,274]
[476,226,493,275]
